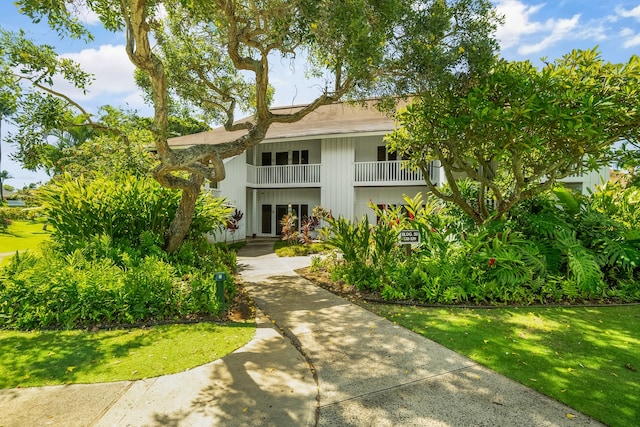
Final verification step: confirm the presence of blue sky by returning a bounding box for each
[1,0,640,188]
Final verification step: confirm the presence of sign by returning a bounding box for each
[399,229,421,244]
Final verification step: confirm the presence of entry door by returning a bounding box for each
[275,205,288,235]
[261,205,272,234]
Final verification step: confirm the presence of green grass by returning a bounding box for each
[368,303,640,427]
[0,322,255,389]
[0,219,51,253]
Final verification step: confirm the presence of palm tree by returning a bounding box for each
[0,169,12,203]
[0,99,16,184]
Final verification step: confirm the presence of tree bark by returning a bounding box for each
[164,174,205,253]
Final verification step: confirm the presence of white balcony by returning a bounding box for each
[247,164,321,187]
[354,160,437,186]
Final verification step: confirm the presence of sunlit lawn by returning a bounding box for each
[368,303,640,427]
[0,322,255,389]
[0,219,51,259]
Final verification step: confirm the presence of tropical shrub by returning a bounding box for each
[322,190,640,305]
[39,173,231,253]
[0,240,234,330]
[0,173,236,330]
[0,210,11,232]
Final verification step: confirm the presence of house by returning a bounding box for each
[168,100,609,240]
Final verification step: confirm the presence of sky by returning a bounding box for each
[1,0,639,188]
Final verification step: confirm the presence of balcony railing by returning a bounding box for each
[247,164,321,186]
[354,160,437,185]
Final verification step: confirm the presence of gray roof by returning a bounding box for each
[168,100,399,147]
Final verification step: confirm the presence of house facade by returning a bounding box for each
[168,101,609,240]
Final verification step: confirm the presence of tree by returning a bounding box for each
[0,75,18,182]
[14,0,500,252]
[0,170,12,202]
[388,49,640,225]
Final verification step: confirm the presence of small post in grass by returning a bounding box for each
[214,272,227,304]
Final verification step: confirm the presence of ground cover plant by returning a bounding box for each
[0,321,255,388]
[274,240,332,257]
[367,303,640,427]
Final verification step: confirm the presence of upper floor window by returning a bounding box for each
[292,150,309,165]
[261,152,272,166]
[377,146,398,162]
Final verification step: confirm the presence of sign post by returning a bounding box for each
[399,229,420,255]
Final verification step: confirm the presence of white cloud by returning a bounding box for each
[616,5,640,20]
[617,27,640,49]
[620,27,635,37]
[518,14,581,55]
[494,0,545,49]
[54,44,140,110]
[623,33,640,48]
[70,0,101,25]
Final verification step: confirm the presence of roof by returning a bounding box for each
[168,100,399,147]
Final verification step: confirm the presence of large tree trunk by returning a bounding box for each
[164,174,205,253]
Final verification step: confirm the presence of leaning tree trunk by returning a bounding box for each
[164,175,205,253]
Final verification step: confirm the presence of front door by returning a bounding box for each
[261,205,272,234]
[275,205,288,235]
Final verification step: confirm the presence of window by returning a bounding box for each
[377,146,397,161]
[261,152,272,166]
[289,204,310,228]
[292,150,309,165]
[276,152,288,165]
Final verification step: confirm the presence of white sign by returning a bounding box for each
[399,229,421,244]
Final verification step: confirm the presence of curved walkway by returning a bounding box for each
[0,239,603,426]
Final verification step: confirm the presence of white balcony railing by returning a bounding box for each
[247,164,321,186]
[354,160,437,185]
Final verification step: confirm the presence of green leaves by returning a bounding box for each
[391,48,640,225]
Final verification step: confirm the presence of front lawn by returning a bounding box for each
[368,303,640,427]
[0,219,51,254]
[0,321,255,389]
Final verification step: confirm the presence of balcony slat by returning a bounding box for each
[354,160,435,185]
[247,164,321,186]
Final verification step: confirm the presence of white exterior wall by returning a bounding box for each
[557,166,609,194]
[217,153,248,240]
[250,139,322,165]
[321,137,355,220]
[354,186,428,224]
[354,135,387,162]
[254,188,321,237]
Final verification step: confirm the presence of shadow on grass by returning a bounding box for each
[371,304,640,427]
[0,328,156,389]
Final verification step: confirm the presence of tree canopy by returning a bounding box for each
[10,0,500,251]
[388,48,640,224]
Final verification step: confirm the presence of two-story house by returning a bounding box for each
[168,100,608,240]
